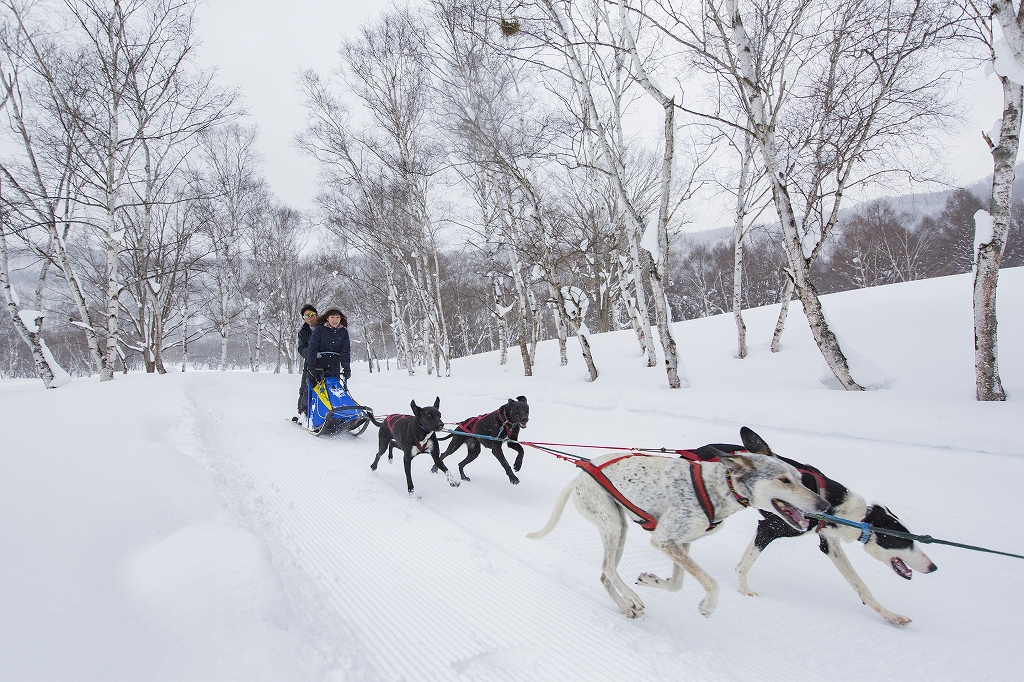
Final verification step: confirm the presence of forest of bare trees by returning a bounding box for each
[2,0,1021,401]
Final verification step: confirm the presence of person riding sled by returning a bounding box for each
[305,307,351,384]
[296,304,319,416]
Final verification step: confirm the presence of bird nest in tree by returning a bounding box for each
[500,16,521,36]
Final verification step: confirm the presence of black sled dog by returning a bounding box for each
[369,398,460,494]
[434,396,530,484]
[717,428,938,626]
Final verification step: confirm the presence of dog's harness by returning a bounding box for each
[572,453,750,533]
[457,407,522,442]
[574,455,660,530]
[384,414,430,453]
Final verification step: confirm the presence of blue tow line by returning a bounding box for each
[807,512,1024,560]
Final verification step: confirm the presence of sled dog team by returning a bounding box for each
[367,394,936,627]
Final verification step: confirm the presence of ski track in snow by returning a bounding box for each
[170,370,1020,682]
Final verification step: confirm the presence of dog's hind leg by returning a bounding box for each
[457,440,482,482]
[637,542,688,592]
[432,436,465,473]
[370,429,390,471]
[823,537,911,626]
[573,479,645,618]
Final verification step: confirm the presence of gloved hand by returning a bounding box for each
[342,367,352,379]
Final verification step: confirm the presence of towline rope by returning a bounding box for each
[807,512,1024,560]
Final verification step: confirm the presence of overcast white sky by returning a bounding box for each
[192,1,1007,228]
[193,1,390,211]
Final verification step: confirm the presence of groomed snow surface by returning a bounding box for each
[3,270,1023,682]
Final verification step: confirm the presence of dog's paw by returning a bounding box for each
[509,474,520,485]
[882,611,911,626]
[460,473,471,482]
[621,606,644,619]
[698,597,718,618]
[370,464,378,471]
[445,473,460,488]
[738,587,759,597]
[431,465,439,473]
[636,572,664,587]
[513,460,523,472]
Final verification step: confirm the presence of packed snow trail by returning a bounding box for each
[172,366,1021,682]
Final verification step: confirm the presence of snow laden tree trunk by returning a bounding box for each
[723,0,861,389]
[771,273,795,353]
[0,224,63,387]
[502,201,533,376]
[615,256,649,353]
[621,224,656,365]
[384,263,414,375]
[558,285,599,381]
[429,245,452,377]
[974,77,1020,401]
[731,133,757,359]
[491,274,510,366]
[976,3,1024,401]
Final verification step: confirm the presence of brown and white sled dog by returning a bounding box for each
[733,428,937,626]
[527,429,828,619]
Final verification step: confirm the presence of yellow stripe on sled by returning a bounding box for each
[313,380,332,409]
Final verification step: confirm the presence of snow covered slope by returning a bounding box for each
[2,270,1022,681]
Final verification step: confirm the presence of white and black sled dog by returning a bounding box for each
[731,427,937,626]
[528,428,828,619]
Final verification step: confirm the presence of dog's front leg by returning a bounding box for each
[652,535,719,617]
[637,542,688,592]
[735,538,762,596]
[510,442,525,472]
[427,438,460,487]
[490,444,520,485]
[402,448,416,494]
[824,538,911,626]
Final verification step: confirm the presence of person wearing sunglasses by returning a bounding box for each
[295,305,319,417]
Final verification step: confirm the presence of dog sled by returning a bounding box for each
[299,371,375,436]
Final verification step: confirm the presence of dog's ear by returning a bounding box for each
[507,398,516,405]
[718,454,756,474]
[517,395,527,402]
[433,396,440,410]
[740,427,774,456]
[411,399,420,414]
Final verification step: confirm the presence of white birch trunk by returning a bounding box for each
[0,230,60,387]
[974,74,1020,401]
[771,273,795,353]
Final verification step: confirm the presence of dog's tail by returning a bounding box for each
[367,413,384,427]
[526,480,575,539]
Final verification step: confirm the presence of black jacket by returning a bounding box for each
[306,324,351,374]
[297,323,313,362]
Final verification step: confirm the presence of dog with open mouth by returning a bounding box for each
[527,428,828,619]
[434,396,530,484]
[731,428,937,626]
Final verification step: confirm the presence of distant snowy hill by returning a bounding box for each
[2,269,1021,681]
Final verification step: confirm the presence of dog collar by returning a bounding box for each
[726,471,750,507]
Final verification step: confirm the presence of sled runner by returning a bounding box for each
[301,372,374,436]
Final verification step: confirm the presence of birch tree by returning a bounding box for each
[972,0,1022,401]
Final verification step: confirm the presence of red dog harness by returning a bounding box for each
[574,453,748,532]
[384,414,429,453]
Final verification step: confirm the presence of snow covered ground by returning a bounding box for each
[2,270,1023,682]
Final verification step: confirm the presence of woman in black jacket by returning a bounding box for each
[305,308,351,380]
